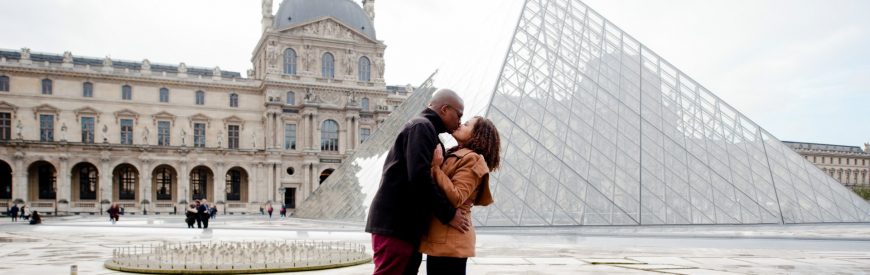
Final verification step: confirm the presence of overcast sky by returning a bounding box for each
[2,0,868,147]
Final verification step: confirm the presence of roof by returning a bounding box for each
[273,0,376,40]
[783,141,867,154]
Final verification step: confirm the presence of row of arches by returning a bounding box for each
[0,160,250,205]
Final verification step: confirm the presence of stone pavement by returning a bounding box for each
[1,215,869,274]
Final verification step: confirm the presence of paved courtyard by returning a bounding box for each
[1,215,869,274]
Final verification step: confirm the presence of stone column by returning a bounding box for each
[215,162,226,204]
[178,160,189,205]
[140,159,152,212]
[99,154,112,206]
[57,155,70,212]
[12,152,27,203]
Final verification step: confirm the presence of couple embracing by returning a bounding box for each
[366,89,501,275]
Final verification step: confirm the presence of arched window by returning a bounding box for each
[0,75,9,92]
[358,56,371,81]
[361,97,370,111]
[321,119,339,151]
[195,90,205,105]
[155,167,173,200]
[159,87,169,102]
[82,82,93,97]
[41,79,53,95]
[322,52,334,79]
[122,85,132,100]
[286,91,295,105]
[229,93,239,107]
[284,48,297,75]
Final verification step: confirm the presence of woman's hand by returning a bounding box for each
[432,144,444,168]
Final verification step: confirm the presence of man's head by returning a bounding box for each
[427,89,465,133]
[195,200,201,205]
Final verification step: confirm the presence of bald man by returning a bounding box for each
[366,89,470,275]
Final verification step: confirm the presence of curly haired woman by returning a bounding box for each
[421,116,501,275]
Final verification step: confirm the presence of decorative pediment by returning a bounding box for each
[189,113,211,128]
[0,101,18,118]
[32,104,59,120]
[113,109,140,124]
[280,17,379,44]
[74,106,102,123]
[223,115,245,130]
[152,111,176,126]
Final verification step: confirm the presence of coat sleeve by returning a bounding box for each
[432,154,489,208]
[404,123,456,225]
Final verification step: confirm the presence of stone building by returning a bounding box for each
[0,0,408,215]
[784,141,870,187]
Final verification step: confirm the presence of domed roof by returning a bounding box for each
[273,0,376,40]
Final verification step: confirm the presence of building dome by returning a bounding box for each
[273,0,376,40]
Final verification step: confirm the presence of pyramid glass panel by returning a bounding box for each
[298,0,870,225]
[479,0,870,225]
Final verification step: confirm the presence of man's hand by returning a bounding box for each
[448,208,470,233]
[432,144,444,168]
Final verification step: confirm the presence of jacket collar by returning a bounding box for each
[422,108,448,134]
[448,147,474,158]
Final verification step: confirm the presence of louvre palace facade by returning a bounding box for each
[0,0,405,215]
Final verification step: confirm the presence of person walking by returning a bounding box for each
[279,205,286,219]
[209,204,217,220]
[421,116,501,275]
[366,89,471,275]
[195,200,209,229]
[266,204,273,220]
[19,204,26,220]
[9,204,18,222]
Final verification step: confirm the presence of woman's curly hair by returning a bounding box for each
[457,116,500,171]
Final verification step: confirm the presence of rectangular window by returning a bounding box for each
[120,119,133,145]
[228,125,239,149]
[158,121,171,146]
[118,168,136,200]
[226,171,241,201]
[39,114,54,142]
[284,187,296,209]
[194,122,206,148]
[122,85,132,100]
[83,82,93,97]
[839,158,842,165]
[813,156,817,163]
[41,79,52,95]
[81,117,95,143]
[284,123,296,150]
[360,128,371,144]
[0,112,10,140]
[156,168,172,200]
[0,76,9,92]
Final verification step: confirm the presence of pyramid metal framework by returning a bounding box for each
[476,0,870,226]
[296,0,870,225]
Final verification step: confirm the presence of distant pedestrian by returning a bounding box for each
[185,203,197,228]
[266,204,273,220]
[259,206,264,215]
[279,205,286,219]
[19,205,26,220]
[195,200,209,229]
[107,203,120,224]
[28,211,41,225]
[9,204,18,222]
[209,205,217,220]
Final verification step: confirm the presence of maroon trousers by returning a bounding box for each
[371,234,422,275]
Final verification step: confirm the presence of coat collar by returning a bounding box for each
[421,108,448,134]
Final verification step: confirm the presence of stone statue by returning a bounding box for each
[303,49,314,71]
[142,127,150,145]
[344,50,354,75]
[141,59,151,71]
[101,124,109,143]
[217,130,223,148]
[178,63,188,74]
[63,51,73,63]
[20,48,30,60]
[103,56,113,67]
[375,58,384,78]
[304,89,313,102]
[180,128,187,146]
[262,0,273,17]
[267,43,278,67]
[16,120,23,140]
[60,123,68,141]
[213,66,221,77]
[251,132,257,149]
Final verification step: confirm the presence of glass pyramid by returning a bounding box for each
[297,0,870,225]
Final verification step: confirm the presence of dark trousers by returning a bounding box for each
[426,255,467,275]
[371,234,422,275]
[10,214,17,222]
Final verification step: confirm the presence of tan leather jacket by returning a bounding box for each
[419,148,492,258]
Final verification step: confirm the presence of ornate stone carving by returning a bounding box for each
[62,51,73,63]
[344,49,355,75]
[375,58,384,78]
[178,63,188,74]
[262,0,273,17]
[103,56,113,67]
